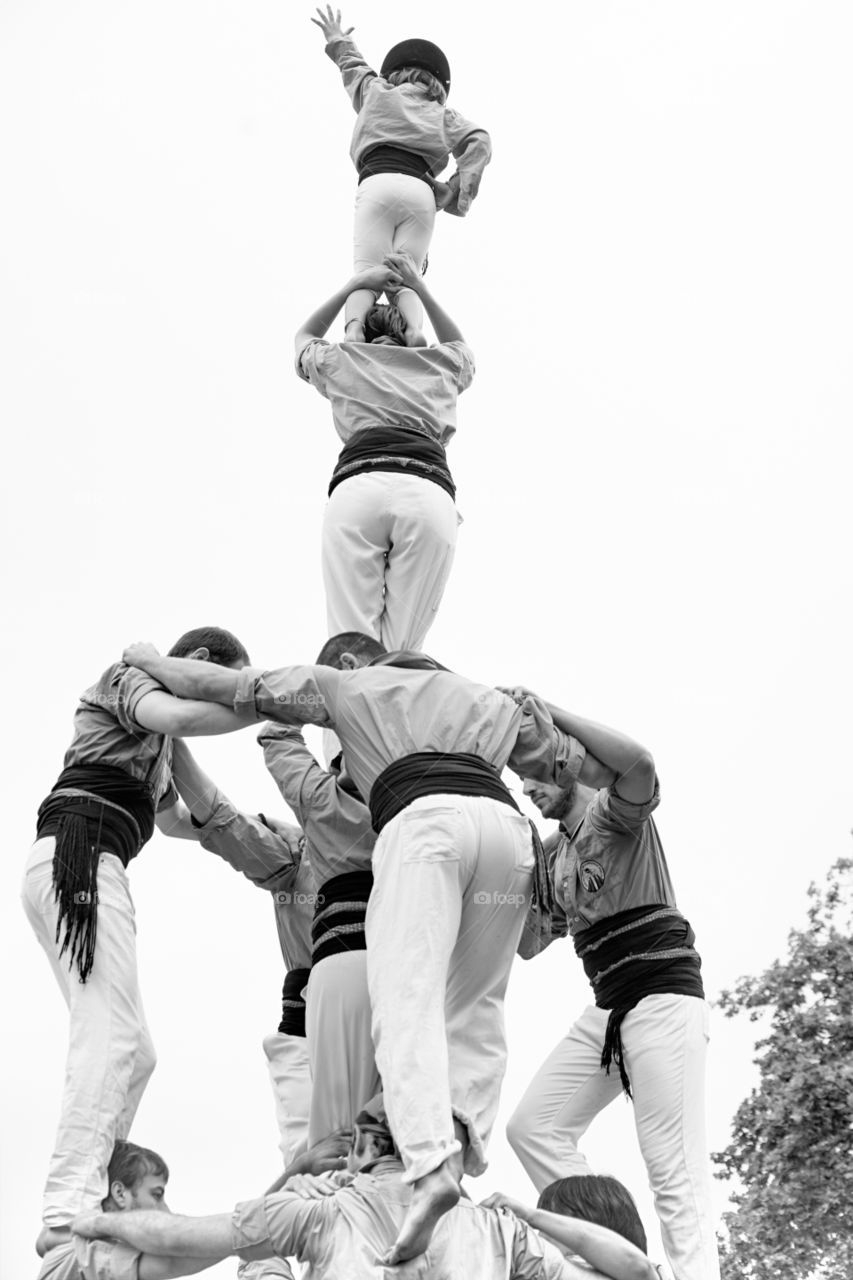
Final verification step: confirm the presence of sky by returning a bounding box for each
[1,2,851,1276]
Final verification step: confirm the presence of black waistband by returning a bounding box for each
[312,870,374,965]
[573,905,704,1099]
[278,967,311,1037]
[369,752,518,835]
[329,426,455,501]
[358,144,433,185]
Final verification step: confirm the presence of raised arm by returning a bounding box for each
[382,253,465,343]
[482,1195,656,1280]
[539,704,655,804]
[294,265,403,355]
[258,724,335,828]
[311,8,375,112]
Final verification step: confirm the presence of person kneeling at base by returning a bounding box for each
[73,1100,658,1279]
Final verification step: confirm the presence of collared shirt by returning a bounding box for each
[234,665,580,805]
[296,340,475,446]
[258,726,376,885]
[192,791,314,970]
[326,36,492,183]
[232,1158,599,1280]
[552,780,677,933]
[38,1238,140,1280]
[63,663,175,807]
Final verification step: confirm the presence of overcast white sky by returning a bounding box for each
[1,2,852,1275]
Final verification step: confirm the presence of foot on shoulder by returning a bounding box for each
[382,1161,460,1265]
[403,326,428,347]
[344,319,366,342]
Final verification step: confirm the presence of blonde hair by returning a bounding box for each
[386,66,447,105]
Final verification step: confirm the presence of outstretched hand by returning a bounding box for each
[258,813,304,858]
[123,641,161,671]
[311,6,354,42]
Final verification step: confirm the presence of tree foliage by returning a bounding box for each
[713,857,853,1280]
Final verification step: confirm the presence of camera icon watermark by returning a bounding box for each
[473,891,526,907]
[73,890,97,905]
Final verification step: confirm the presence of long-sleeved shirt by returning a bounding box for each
[232,1158,601,1280]
[258,726,375,886]
[326,36,492,193]
[38,1238,140,1280]
[234,664,582,806]
[191,789,313,970]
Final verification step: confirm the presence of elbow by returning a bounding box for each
[622,749,655,790]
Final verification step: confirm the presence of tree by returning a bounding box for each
[713,857,853,1280]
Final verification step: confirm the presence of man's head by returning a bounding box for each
[363,302,408,347]
[347,1096,397,1173]
[102,1140,170,1214]
[316,632,387,670]
[168,626,249,669]
[538,1175,647,1253]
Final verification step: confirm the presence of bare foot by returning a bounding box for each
[36,1225,70,1257]
[382,1161,460,1264]
[403,326,428,347]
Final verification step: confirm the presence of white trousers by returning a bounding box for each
[305,951,379,1146]
[506,994,720,1280]
[21,838,157,1227]
[353,172,435,274]
[366,795,534,1183]
[262,1031,312,1167]
[322,471,458,652]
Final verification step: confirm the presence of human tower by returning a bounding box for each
[24,11,721,1280]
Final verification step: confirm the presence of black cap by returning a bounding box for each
[381,39,451,94]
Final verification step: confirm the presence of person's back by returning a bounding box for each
[235,1158,603,1280]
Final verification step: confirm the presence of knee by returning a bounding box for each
[505,1104,530,1158]
[134,1033,157,1085]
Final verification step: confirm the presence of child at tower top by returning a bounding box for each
[311,5,492,346]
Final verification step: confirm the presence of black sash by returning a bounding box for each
[278,967,311,1037]
[329,426,455,502]
[358,144,433,186]
[312,870,374,965]
[369,751,518,834]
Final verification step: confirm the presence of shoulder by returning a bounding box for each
[296,338,336,386]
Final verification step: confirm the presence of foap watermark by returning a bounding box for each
[275,691,326,708]
[274,891,325,907]
[473,891,527,907]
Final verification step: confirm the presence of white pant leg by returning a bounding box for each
[238,1259,296,1280]
[21,839,156,1227]
[322,473,389,642]
[306,951,379,1146]
[443,801,534,1175]
[506,1005,622,1193]
[322,472,458,653]
[367,795,530,1183]
[623,994,720,1280]
[353,173,436,273]
[380,474,458,652]
[262,1032,312,1168]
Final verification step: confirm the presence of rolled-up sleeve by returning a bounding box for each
[194,794,300,891]
[295,338,331,388]
[591,777,661,833]
[508,696,586,788]
[75,1239,141,1280]
[237,666,337,729]
[232,1194,332,1263]
[445,339,476,392]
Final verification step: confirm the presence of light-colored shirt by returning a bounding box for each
[234,665,580,805]
[232,1158,602,1280]
[297,340,475,446]
[38,1237,140,1280]
[552,780,677,933]
[192,791,314,970]
[258,726,376,886]
[64,663,175,806]
[326,36,492,186]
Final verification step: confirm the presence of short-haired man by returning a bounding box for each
[117,635,605,1263]
[23,628,253,1252]
[505,698,719,1280]
[73,1101,648,1280]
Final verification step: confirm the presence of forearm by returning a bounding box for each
[131,655,239,706]
[527,1210,654,1280]
[414,281,464,343]
[155,798,202,841]
[453,130,492,183]
[295,273,376,346]
[325,35,375,110]
[87,1210,234,1259]
[543,704,652,785]
[170,741,220,822]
